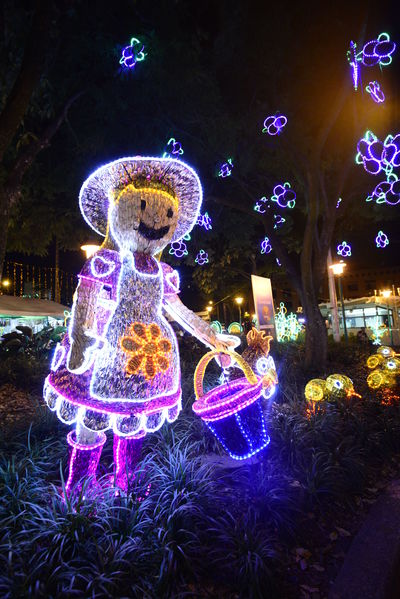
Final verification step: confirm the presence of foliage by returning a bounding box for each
[0,325,64,391]
[2,338,400,596]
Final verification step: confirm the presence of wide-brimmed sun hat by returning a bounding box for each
[79,156,203,243]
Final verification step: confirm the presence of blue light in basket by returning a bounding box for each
[206,402,270,460]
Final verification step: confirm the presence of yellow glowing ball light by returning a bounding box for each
[366,346,400,390]
[305,374,358,405]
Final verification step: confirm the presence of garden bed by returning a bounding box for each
[1,336,400,598]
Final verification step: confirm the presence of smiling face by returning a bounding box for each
[108,185,179,255]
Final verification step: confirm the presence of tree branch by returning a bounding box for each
[6,90,85,203]
[0,0,54,162]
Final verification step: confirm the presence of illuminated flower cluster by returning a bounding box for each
[260,237,272,254]
[262,113,287,136]
[375,230,389,248]
[119,37,146,69]
[366,81,385,103]
[169,240,188,258]
[197,212,212,230]
[195,249,209,265]
[271,182,296,208]
[120,322,172,381]
[337,241,352,257]
[361,33,396,67]
[218,158,233,178]
[162,137,184,158]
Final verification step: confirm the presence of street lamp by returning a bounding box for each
[329,261,348,341]
[1,279,10,294]
[81,244,100,259]
[381,289,393,345]
[235,296,244,325]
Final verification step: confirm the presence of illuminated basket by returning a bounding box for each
[192,350,270,460]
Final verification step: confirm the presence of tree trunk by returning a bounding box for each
[54,236,60,303]
[303,292,328,371]
[0,190,10,281]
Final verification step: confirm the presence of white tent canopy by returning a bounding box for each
[0,296,69,318]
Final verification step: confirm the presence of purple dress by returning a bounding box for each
[43,248,182,437]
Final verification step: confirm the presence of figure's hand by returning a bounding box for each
[214,333,240,351]
[67,331,98,372]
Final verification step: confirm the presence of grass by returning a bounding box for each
[1,335,400,597]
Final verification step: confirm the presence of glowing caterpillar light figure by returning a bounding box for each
[262,113,287,136]
[218,159,233,178]
[260,237,272,254]
[169,240,188,258]
[366,81,385,103]
[197,212,212,230]
[337,241,352,257]
[119,37,146,69]
[375,230,389,248]
[195,249,209,265]
[163,138,184,158]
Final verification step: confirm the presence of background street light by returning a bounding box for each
[329,261,348,341]
[235,296,244,325]
[81,244,100,259]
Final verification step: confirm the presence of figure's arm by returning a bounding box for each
[66,278,102,372]
[164,293,235,350]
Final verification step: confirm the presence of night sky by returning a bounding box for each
[6,0,400,307]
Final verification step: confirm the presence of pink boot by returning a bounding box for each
[65,430,107,498]
[113,435,144,493]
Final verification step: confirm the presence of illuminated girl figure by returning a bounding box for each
[43,157,232,496]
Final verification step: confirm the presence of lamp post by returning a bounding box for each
[327,249,341,342]
[381,289,393,345]
[206,305,212,320]
[235,296,244,326]
[329,261,348,341]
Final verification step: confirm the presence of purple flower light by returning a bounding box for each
[337,241,352,257]
[270,182,296,209]
[195,249,209,265]
[119,37,146,69]
[375,230,389,248]
[254,197,269,213]
[169,240,188,258]
[163,138,184,158]
[273,214,285,229]
[366,81,385,103]
[260,237,272,254]
[218,159,233,178]
[197,212,212,230]
[262,113,287,136]
[361,33,396,67]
